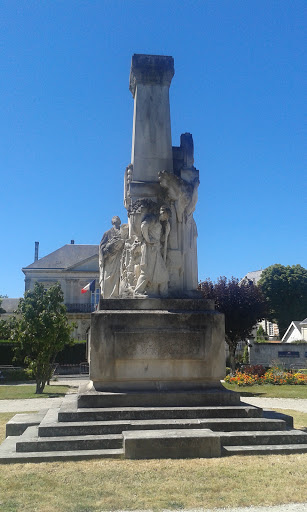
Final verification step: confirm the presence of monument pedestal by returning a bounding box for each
[86,298,237,404]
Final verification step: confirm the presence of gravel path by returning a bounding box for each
[1,380,307,414]
[241,397,307,413]
[0,397,65,412]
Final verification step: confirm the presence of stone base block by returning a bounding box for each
[77,383,240,408]
[89,298,226,392]
[123,428,221,459]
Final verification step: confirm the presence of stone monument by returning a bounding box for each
[86,54,230,398]
[2,55,305,463]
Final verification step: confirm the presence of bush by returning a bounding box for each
[1,368,34,382]
[55,343,86,364]
[244,365,266,377]
[0,342,21,365]
[225,371,259,386]
[0,341,86,366]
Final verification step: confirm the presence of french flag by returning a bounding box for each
[81,280,96,294]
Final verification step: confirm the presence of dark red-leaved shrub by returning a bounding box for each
[243,365,266,377]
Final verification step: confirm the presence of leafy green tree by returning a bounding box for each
[242,345,249,364]
[255,325,267,342]
[0,295,7,339]
[11,283,74,393]
[0,295,6,315]
[258,264,307,339]
[199,276,267,372]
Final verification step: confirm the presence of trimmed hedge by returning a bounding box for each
[0,342,87,366]
[55,343,87,364]
[0,342,16,365]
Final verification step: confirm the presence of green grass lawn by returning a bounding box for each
[222,381,307,398]
[0,385,70,400]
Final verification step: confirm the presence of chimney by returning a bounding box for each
[34,241,39,261]
[71,240,75,244]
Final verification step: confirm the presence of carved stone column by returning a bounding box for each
[126,55,174,204]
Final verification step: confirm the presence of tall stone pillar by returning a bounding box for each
[129,54,174,183]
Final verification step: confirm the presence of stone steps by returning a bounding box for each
[77,388,241,408]
[15,427,123,453]
[1,391,305,461]
[43,417,287,436]
[39,418,285,437]
[6,411,47,437]
[223,444,307,456]
[0,436,123,463]
[220,429,307,446]
[58,404,263,422]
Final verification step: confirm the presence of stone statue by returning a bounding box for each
[99,216,127,298]
[158,170,199,292]
[134,207,170,297]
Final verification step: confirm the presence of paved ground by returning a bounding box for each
[1,395,307,413]
[1,377,307,414]
[241,396,307,413]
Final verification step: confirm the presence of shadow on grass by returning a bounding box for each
[40,391,67,398]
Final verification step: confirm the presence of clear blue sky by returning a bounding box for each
[1,0,306,298]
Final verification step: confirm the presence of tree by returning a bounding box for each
[258,264,307,339]
[199,276,267,372]
[11,283,74,393]
[255,325,267,342]
[0,295,7,339]
[0,295,6,315]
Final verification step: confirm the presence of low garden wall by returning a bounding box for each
[249,343,307,369]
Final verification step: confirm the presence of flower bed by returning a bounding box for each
[225,366,307,386]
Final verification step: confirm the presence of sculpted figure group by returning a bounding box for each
[99,169,199,299]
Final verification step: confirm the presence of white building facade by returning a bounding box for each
[22,243,100,340]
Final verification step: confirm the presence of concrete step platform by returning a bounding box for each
[40,406,286,436]
[15,426,123,452]
[223,444,307,456]
[0,436,123,463]
[220,429,307,446]
[77,387,241,408]
[6,411,47,436]
[58,404,263,422]
[123,428,221,459]
[40,418,281,437]
[0,390,302,462]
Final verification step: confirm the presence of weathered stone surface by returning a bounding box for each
[77,387,240,409]
[6,411,47,437]
[129,54,174,182]
[123,428,221,459]
[1,391,306,462]
[99,297,213,310]
[89,298,226,392]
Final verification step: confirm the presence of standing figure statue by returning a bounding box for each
[99,216,126,299]
[134,207,170,297]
